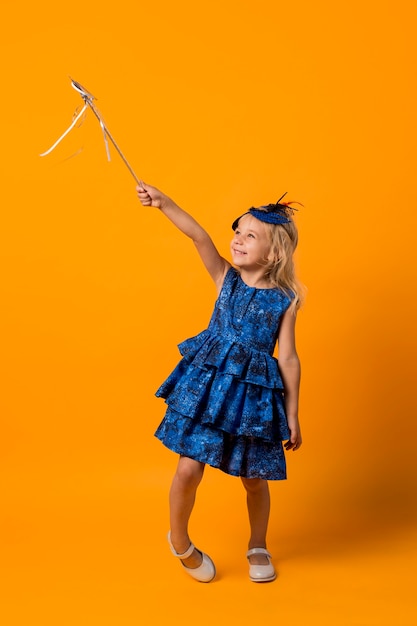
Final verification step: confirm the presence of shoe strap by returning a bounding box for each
[168,532,196,559]
[246,547,271,558]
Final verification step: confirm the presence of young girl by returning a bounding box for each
[137,182,303,583]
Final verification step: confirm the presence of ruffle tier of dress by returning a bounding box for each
[156,329,291,443]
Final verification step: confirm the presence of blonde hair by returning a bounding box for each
[262,217,305,313]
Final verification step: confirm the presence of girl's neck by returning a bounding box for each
[238,268,273,289]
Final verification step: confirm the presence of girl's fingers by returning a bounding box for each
[284,435,302,451]
[136,182,149,195]
[136,182,152,205]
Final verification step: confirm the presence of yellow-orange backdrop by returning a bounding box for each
[1,1,416,625]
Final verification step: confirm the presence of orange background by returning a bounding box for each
[1,1,416,624]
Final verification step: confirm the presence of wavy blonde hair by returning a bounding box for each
[261,216,305,313]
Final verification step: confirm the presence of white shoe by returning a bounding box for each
[167,532,216,582]
[246,548,277,582]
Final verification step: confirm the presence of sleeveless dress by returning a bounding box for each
[154,267,293,480]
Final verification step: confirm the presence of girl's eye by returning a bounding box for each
[248,233,255,238]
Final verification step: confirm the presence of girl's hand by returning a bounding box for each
[136,181,170,209]
[284,416,302,451]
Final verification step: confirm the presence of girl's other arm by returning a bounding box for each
[277,308,302,451]
[137,182,230,292]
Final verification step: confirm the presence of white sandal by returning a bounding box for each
[246,548,277,582]
[167,532,216,583]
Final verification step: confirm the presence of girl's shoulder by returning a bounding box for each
[218,265,239,291]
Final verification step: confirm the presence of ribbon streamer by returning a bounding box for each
[40,104,87,157]
[100,119,111,162]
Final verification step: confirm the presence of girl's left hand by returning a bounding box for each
[284,416,302,451]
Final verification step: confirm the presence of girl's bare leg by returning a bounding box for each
[169,456,205,568]
[241,477,271,565]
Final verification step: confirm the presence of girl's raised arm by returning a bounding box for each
[137,182,230,292]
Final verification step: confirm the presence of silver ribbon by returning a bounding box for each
[40,104,88,157]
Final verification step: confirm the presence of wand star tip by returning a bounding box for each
[70,77,96,101]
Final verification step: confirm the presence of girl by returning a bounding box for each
[137,182,303,583]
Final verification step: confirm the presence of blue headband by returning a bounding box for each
[231,193,298,230]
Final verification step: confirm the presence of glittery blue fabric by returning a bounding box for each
[154,267,293,480]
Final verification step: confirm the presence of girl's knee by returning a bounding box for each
[241,477,268,493]
[175,456,205,486]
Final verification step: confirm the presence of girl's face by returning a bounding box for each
[230,215,273,271]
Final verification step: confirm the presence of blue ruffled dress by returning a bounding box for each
[154,267,293,480]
